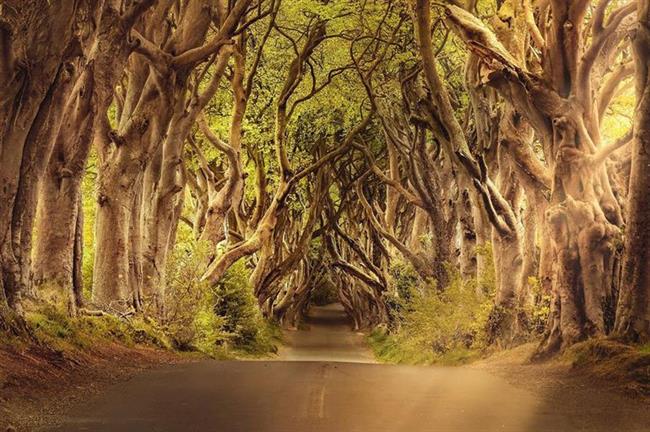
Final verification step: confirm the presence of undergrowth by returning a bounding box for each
[25,305,170,352]
[370,246,495,366]
[7,239,279,361]
[211,260,280,357]
[369,269,492,365]
[370,244,557,366]
[165,238,278,358]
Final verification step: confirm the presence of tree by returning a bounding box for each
[615,0,650,342]
[31,0,157,315]
[91,0,254,310]
[0,1,108,322]
[445,0,635,355]
[2,0,648,364]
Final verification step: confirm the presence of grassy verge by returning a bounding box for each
[368,328,482,366]
[23,305,171,352]
[16,298,281,361]
[563,339,650,397]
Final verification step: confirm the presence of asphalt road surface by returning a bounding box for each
[43,304,650,432]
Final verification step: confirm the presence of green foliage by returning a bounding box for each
[389,260,421,301]
[525,276,551,335]
[475,243,496,295]
[164,239,220,352]
[601,85,634,144]
[26,305,170,351]
[164,237,277,357]
[213,260,279,356]
[81,151,98,295]
[372,250,496,366]
[384,259,421,329]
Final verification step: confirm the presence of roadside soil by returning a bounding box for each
[0,338,192,431]
[472,342,650,401]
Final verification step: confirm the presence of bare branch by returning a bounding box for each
[590,129,633,167]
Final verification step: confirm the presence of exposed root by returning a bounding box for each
[78,308,106,317]
[0,308,32,339]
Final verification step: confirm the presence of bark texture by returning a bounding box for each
[615,0,650,342]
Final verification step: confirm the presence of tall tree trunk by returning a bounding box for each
[614,0,650,342]
[129,176,145,310]
[93,153,142,307]
[458,189,477,279]
[0,1,79,315]
[32,68,94,307]
[536,119,620,356]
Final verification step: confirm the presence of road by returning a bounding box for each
[43,304,650,432]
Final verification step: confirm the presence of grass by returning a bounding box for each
[370,328,650,396]
[24,302,282,360]
[368,328,482,366]
[26,305,171,351]
[368,329,429,365]
[564,339,650,396]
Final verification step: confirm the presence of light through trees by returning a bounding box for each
[0,0,647,358]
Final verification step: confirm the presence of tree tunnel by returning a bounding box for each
[1,0,648,359]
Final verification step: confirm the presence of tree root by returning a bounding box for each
[78,308,106,317]
[0,306,29,335]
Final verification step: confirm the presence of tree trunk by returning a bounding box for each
[0,1,79,313]
[614,0,650,342]
[536,118,620,357]
[142,116,186,313]
[32,167,83,297]
[92,157,139,308]
[32,67,95,303]
[129,177,145,311]
[458,189,477,279]
[72,196,85,310]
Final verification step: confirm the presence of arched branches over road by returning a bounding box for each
[1,0,648,361]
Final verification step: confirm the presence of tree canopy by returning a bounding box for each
[1,0,648,360]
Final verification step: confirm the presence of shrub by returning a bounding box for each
[385,259,422,329]
[164,239,221,351]
[213,260,278,355]
[165,238,277,357]
[372,255,495,365]
[390,259,421,300]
